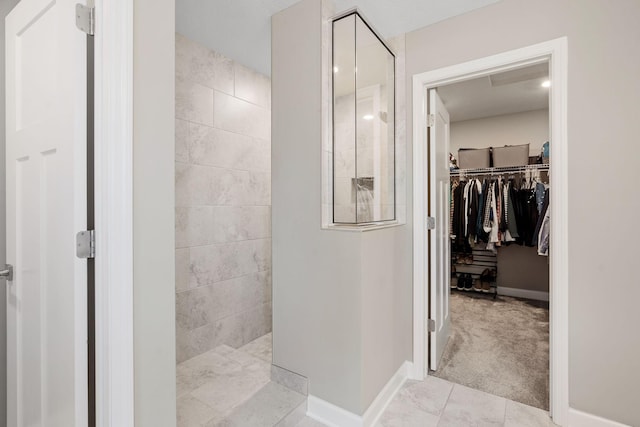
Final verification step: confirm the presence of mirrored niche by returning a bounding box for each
[332,11,395,225]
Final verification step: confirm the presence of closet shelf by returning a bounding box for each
[450,164,549,177]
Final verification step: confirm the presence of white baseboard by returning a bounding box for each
[307,361,412,427]
[498,286,549,302]
[362,361,413,426]
[568,408,631,427]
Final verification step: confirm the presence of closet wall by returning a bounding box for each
[451,109,549,293]
[175,34,272,363]
[451,109,548,157]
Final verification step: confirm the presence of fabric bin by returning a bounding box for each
[458,148,491,169]
[492,144,530,167]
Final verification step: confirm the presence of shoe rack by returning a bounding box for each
[451,244,498,299]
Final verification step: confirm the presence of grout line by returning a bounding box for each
[176,234,272,248]
[176,236,272,249]
[181,117,271,142]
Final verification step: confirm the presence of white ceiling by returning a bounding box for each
[437,62,550,122]
[176,0,500,76]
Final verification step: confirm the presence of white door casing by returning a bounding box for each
[428,89,451,371]
[412,38,568,425]
[5,0,88,425]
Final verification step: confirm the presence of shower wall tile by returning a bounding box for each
[213,90,271,140]
[175,206,270,248]
[175,271,271,332]
[175,163,247,207]
[189,239,271,288]
[175,77,214,126]
[177,302,273,363]
[176,33,234,95]
[189,123,270,172]
[234,63,271,109]
[176,248,190,292]
[176,33,272,363]
[176,119,190,163]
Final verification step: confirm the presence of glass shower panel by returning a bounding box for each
[355,15,395,222]
[332,15,357,223]
[332,11,395,225]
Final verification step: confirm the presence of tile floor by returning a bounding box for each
[178,332,556,427]
[177,333,306,427]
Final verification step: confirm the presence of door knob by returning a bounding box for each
[0,264,13,281]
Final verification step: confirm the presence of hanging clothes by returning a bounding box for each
[450,169,549,255]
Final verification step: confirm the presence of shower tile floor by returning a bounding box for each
[177,332,555,427]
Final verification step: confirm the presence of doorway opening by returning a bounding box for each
[433,62,551,410]
[412,38,568,426]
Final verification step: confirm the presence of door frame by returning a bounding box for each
[93,1,135,425]
[411,38,568,425]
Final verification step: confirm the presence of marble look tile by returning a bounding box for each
[242,172,271,206]
[177,394,222,427]
[176,271,271,331]
[176,350,243,396]
[398,376,453,416]
[190,359,270,415]
[176,119,190,163]
[189,239,271,287]
[218,382,305,427]
[176,285,214,330]
[176,77,214,126]
[438,384,507,426]
[241,302,272,344]
[175,163,246,207]
[234,63,271,109]
[504,400,554,427]
[376,398,440,427]
[176,325,193,365]
[175,206,270,248]
[271,364,307,396]
[213,90,270,140]
[334,176,354,206]
[241,333,273,363]
[179,305,272,361]
[176,33,234,95]
[176,248,190,292]
[212,344,234,356]
[294,417,328,427]
[226,348,265,368]
[189,123,270,172]
[275,400,307,427]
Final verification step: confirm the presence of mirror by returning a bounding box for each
[332,12,395,224]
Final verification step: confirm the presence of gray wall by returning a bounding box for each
[272,0,363,412]
[1,1,20,425]
[451,109,549,157]
[272,0,413,415]
[133,0,176,424]
[405,0,640,424]
[175,33,272,364]
[451,109,550,293]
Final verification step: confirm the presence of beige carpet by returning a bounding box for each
[431,292,549,410]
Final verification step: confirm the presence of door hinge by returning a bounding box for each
[75,4,95,35]
[426,216,436,230]
[428,319,436,332]
[76,230,95,259]
[427,114,435,127]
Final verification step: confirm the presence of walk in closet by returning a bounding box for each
[450,164,550,296]
[430,62,552,411]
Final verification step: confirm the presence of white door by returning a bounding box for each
[428,88,451,371]
[5,0,88,425]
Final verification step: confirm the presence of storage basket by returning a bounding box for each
[458,148,491,169]
[492,144,530,167]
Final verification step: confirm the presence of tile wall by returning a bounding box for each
[175,33,272,363]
